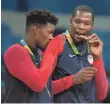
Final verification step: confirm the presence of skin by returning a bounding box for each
[70,10,93,43]
[24,23,55,51]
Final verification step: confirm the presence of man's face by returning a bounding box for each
[70,10,94,43]
[35,23,55,51]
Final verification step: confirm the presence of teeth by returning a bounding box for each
[76,34,89,40]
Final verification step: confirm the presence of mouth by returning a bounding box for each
[75,33,90,41]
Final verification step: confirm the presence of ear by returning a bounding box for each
[33,25,39,35]
[70,16,73,25]
[91,22,94,29]
[92,22,94,27]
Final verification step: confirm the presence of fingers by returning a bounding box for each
[82,67,97,73]
[86,77,93,81]
[88,33,103,46]
[76,33,103,45]
[89,33,97,39]
[75,33,102,46]
[80,74,93,82]
[83,74,94,81]
[81,73,95,82]
[89,37,99,45]
[74,67,97,84]
[85,72,96,77]
[80,67,97,81]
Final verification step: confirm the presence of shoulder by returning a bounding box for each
[4,44,28,59]
[54,34,66,40]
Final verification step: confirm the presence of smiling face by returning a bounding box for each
[70,10,94,43]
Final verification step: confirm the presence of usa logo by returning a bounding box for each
[87,54,93,65]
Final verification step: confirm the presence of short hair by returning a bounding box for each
[26,9,58,28]
[72,5,94,21]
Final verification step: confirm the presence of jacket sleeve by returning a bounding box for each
[52,75,73,95]
[93,58,108,101]
[4,35,63,92]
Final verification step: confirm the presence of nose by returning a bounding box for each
[79,23,85,30]
[49,34,53,40]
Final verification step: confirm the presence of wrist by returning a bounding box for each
[72,74,79,85]
[93,54,102,60]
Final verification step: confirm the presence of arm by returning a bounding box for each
[52,75,73,95]
[4,35,63,92]
[52,67,97,95]
[93,57,108,101]
[88,34,108,100]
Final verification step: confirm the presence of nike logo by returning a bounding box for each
[69,54,76,57]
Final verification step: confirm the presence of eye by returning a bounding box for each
[85,22,91,25]
[74,20,81,24]
[84,21,92,26]
[49,30,53,34]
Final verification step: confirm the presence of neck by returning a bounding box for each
[24,34,37,50]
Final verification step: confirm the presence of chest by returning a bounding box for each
[56,41,93,75]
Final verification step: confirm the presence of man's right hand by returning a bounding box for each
[73,67,97,85]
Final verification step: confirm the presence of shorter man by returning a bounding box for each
[3,9,59,103]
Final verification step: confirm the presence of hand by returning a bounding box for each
[73,67,97,85]
[88,33,103,59]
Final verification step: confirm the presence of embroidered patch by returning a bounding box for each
[87,54,93,65]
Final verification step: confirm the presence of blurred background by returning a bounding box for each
[1,0,110,83]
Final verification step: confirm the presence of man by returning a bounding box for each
[3,9,80,103]
[43,5,108,103]
[3,9,61,103]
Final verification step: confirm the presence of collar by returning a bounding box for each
[20,39,38,56]
[63,30,90,55]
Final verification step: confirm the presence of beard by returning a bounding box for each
[36,40,50,52]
